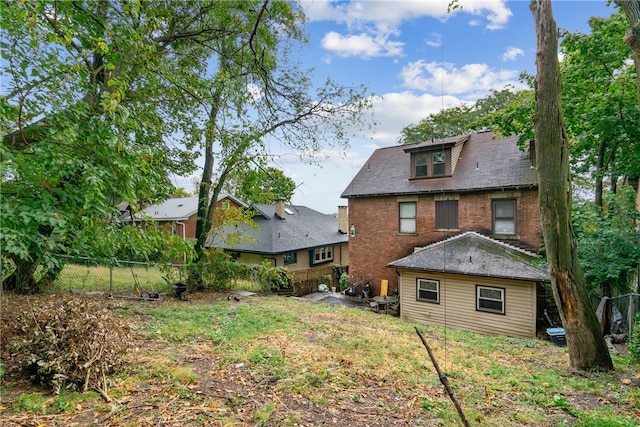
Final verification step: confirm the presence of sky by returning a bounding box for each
[176,0,618,214]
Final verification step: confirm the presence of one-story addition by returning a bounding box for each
[387,231,550,338]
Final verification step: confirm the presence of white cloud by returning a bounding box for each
[304,1,513,59]
[321,31,404,58]
[303,0,450,26]
[399,60,524,96]
[303,0,512,30]
[361,91,467,145]
[459,0,513,30]
[426,33,442,48]
[502,46,524,62]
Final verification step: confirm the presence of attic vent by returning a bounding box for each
[285,208,294,215]
[178,203,183,207]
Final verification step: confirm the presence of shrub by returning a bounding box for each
[261,266,294,292]
[339,273,349,291]
[187,249,237,291]
[630,312,640,362]
[10,296,132,399]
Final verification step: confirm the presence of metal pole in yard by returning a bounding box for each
[109,264,113,297]
[415,327,471,427]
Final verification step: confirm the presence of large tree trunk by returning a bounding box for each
[615,0,640,105]
[4,259,39,295]
[530,0,613,371]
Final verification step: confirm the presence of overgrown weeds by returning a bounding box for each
[2,292,639,426]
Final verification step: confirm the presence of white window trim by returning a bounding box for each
[476,285,505,314]
[313,246,333,264]
[417,278,440,303]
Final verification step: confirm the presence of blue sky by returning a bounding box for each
[176,0,618,214]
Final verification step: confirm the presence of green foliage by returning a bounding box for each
[12,393,47,413]
[1,1,205,293]
[561,11,640,191]
[10,296,132,396]
[262,266,294,291]
[225,166,297,204]
[630,312,640,362]
[188,249,239,291]
[339,272,349,291]
[398,88,527,143]
[187,249,291,293]
[573,186,640,297]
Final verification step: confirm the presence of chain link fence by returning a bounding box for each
[597,293,639,339]
[2,256,189,297]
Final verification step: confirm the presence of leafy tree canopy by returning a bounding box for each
[223,166,297,205]
[573,186,640,298]
[398,87,526,144]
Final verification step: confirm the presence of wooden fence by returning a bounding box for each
[291,265,343,296]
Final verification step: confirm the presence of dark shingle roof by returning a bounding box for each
[387,232,549,282]
[209,204,347,254]
[341,131,536,198]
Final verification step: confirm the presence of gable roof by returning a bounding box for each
[139,196,199,221]
[124,193,247,222]
[341,131,536,198]
[387,232,550,282]
[209,203,348,254]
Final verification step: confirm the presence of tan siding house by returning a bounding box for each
[388,232,549,338]
[399,271,537,338]
[210,200,349,273]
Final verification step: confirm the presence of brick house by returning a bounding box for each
[123,194,247,241]
[341,131,544,297]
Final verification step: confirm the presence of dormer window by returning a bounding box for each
[415,153,428,177]
[410,148,451,179]
[433,152,445,175]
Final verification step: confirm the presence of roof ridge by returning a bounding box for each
[415,231,540,258]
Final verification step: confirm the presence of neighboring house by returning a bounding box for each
[341,130,543,298]
[121,194,247,240]
[128,196,349,273]
[209,200,349,273]
[387,232,550,338]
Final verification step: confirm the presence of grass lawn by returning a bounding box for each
[48,263,261,295]
[1,291,638,426]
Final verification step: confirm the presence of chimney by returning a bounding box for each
[275,199,286,220]
[338,205,348,234]
[529,140,536,167]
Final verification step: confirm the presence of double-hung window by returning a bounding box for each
[417,279,439,303]
[312,246,333,264]
[399,202,417,234]
[432,151,445,175]
[476,285,505,314]
[415,153,428,177]
[493,199,516,235]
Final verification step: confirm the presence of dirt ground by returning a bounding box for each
[1,291,638,426]
[0,292,444,426]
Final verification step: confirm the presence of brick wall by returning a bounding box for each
[347,189,542,296]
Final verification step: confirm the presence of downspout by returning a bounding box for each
[176,221,187,264]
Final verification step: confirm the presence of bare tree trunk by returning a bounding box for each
[530,0,613,371]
